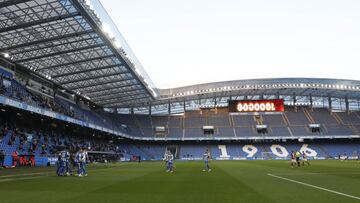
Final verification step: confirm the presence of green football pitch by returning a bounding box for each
[0,160,360,203]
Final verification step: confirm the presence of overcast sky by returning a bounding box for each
[99,0,360,89]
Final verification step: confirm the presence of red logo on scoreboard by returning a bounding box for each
[229,99,284,112]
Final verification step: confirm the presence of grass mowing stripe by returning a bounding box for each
[0,164,120,179]
[0,176,46,182]
[0,172,53,178]
[268,173,360,201]
[0,161,359,203]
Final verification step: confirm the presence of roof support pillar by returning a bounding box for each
[328,97,332,111]
[149,104,152,116]
[293,92,297,111]
[345,97,349,114]
[183,99,186,113]
[168,101,171,115]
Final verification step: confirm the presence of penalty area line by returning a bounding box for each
[267,173,360,201]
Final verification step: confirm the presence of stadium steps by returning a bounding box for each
[132,115,146,137]
[233,127,237,137]
[229,115,235,127]
[354,112,360,121]
[282,114,290,126]
[136,146,155,160]
[287,127,294,136]
[254,115,262,125]
[331,112,342,125]
[251,126,256,135]
[253,115,258,125]
[132,145,152,160]
[303,108,315,124]
[316,144,331,158]
[349,125,360,135]
[321,124,328,134]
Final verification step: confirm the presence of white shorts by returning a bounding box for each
[291,159,296,163]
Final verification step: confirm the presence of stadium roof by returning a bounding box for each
[2,1,360,111]
[0,0,158,107]
[151,78,360,107]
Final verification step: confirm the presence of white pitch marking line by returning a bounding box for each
[268,173,360,201]
[270,173,321,176]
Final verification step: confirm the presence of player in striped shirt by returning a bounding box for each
[164,151,174,173]
[75,148,85,177]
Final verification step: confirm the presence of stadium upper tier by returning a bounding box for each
[106,107,360,140]
[1,74,360,141]
[154,78,360,108]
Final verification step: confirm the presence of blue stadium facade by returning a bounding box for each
[0,0,359,165]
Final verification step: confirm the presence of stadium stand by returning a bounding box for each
[0,0,358,166]
[1,1,360,202]
[1,64,360,165]
[2,76,360,141]
[0,124,120,166]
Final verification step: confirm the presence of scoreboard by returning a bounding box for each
[228,99,284,113]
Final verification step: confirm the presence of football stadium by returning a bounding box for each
[0,0,360,203]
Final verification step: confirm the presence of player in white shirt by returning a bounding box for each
[203,149,211,172]
[81,148,88,176]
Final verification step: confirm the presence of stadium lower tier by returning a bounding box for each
[119,141,359,161]
[2,139,359,167]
